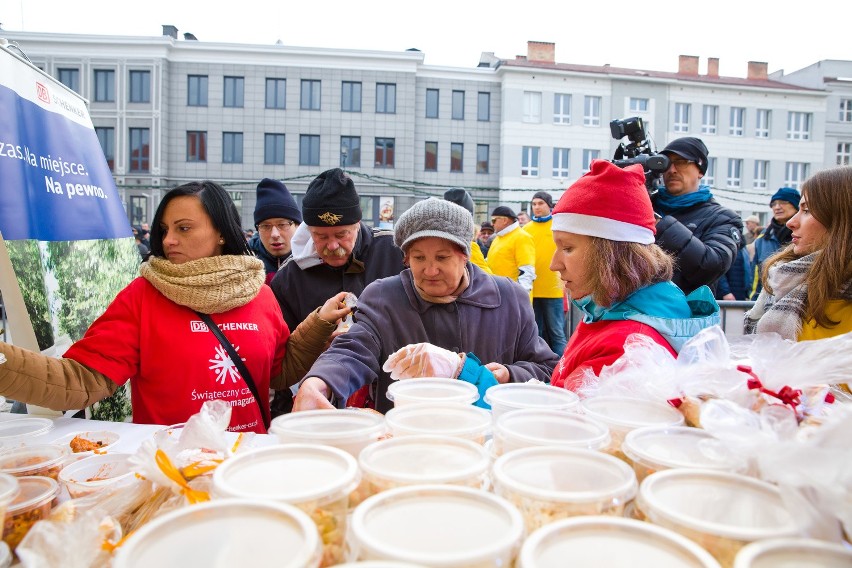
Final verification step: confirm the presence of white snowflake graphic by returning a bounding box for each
[208,343,246,385]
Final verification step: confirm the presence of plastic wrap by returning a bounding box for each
[16,508,121,568]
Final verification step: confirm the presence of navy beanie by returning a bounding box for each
[770,187,801,210]
[254,178,302,226]
[302,168,362,227]
[443,187,475,214]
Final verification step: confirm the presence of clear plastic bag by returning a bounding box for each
[17,508,121,568]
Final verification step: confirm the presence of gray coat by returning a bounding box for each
[306,263,559,413]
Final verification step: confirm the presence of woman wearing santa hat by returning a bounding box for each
[549,160,720,391]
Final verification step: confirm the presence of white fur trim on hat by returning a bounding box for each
[552,212,655,244]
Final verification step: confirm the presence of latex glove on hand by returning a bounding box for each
[382,343,463,380]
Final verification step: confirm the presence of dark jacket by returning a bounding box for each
[305,263,559,414]
[248,233,290,284]
[654,198,743,296]
[716,246,751,300]
[749,220,792,299]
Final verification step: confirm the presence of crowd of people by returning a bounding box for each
[0,136,849,433]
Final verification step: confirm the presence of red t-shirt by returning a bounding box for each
[551,320,676,392]
[64,278,288,433]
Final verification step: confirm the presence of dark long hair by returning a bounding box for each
[149,181,251,258]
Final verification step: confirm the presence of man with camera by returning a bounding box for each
[653,137,743,295]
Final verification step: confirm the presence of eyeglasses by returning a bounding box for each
[257,221,295,233]
[669,158,695,169]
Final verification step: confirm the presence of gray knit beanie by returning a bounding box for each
[394,198,474,256]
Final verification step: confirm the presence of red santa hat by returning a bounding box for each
[551,160,656,244]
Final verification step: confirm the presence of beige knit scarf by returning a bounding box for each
[140,255,266,314]
[413,267,470,304]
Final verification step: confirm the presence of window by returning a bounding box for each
[425,89,439,118]
[584,96,601,126]
[702,105,718,134]
[186,131,207,162]
[450,143,463,172]
[674,103,690,133]
[264,133,285,165]
[726,158,742,188]
[476,144,489,174]
[840,99,852,122]
[376,83,396,114]
[222,132,243,164]
[784,162,809,188]
[523,91,541,123]
[755,109,771,138]
[753,160,769,189]
[838,142,852,166]
[729,107,745,136]
[57,68,79,92]
[223,76,244,108]
[94,70,115,102]
[299,135,320,166]
[341,81,361,112]
[375,138,395,168]
[521,146,539,177]
[130,196,147,227]
[554,93,571,124]
[704,158,717,186]
[452,90,465,120]
[787,112,811,140]
[340,136,361,167]
[266,78,286,109]
[129,70,150,103]
[553,148,570,178]
[425,142,438,171]
[630,97,648,112]
[95,127,114,170]
[187,75,208,106]
[300,79,321,110]
[128,128,149,172]
[477,92,490,121]
[582,149,600,172]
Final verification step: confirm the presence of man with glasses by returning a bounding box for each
[653,137,743,295]
[486,205,536,299]
[250,178,302,283]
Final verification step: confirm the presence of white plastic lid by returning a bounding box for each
[483,383,580,413]
[623,426,744,472]
[638,469,803,541]
[351,484,524,566]
[212,444,359,505]
[519,516,721,568]
[385,403,491,440]
[492,446,637,505]
[359,435,489,486]
[0,417,53,442]
[0,444,67,475]
[58,452,134,488]
[581,396,684,431]
[386,378,479,406]
[50,430,121,454]
[733,538,852,568]
[270,409,386,442]
[495,409,610,451]
[113,499,321,568]
[6,475,58,515]
[0,473,19,506]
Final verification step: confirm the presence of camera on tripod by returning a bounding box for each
[609,116,669,193]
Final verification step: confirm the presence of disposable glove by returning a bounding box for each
[383,343,463,380]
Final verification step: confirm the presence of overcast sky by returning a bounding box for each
[2,0,848,77]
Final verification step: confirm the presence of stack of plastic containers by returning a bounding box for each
[384,403,491,444]
[483,383,580,421]
[385,378,479,407]
[492,409,610,456]
[269,409,388,457]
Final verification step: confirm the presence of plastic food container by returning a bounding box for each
[336,563,426,568]
[733,537,852,568]
[0,474,19,527]
[358,435,490,498]
[623,426,746,481]
[483,382,580,421]
[2,475,59,551]
[385,403,491,443]
[518,516,721,568]
[492,446,637,532]
[50,430,121,455]
[580,396,684,460]
[386,378,479,407]
[0,444,67,480]
[212,444,359,567]
[351,484,524,567]
[637,469,804,568]
[58,452,135,499]
[270,409,387,457]
[493,409,610,456]
[112,499,322,568]
[0,418,53,449]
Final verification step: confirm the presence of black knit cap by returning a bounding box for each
[532,191,554,209]
[491,205,517,220]
[443,187,475,214]
[661,137,710,174]
[302,168,362,227]
[254,178,303,225]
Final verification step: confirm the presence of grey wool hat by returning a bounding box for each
[394,198,474,256]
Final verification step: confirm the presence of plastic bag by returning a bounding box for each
[337,292,358,333]
[17,509,121,568]
[382,343,462,380]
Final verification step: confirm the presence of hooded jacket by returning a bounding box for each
[248,232,290,284]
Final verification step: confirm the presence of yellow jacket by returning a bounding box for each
[469,240,493,274]
[523,219,563,299]
[487,225,536,289]
[798,300,852,341]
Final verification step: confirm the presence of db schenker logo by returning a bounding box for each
[36,82,50,103]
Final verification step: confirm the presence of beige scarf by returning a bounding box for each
[140,255,266,314]
[413,267,470,304]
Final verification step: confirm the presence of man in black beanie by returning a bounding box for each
[443,188,492,274]
[249,178,302,283]
[269,168,405,414]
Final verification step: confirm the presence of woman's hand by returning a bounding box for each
[292,377,335,411]
[383,343,464,380]
[317,291,352,325]
[485,362,510,384]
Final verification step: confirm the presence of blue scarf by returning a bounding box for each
[654,185,713,215]
[532,214,552,222]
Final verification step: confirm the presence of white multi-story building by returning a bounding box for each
[1,28,837,227]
